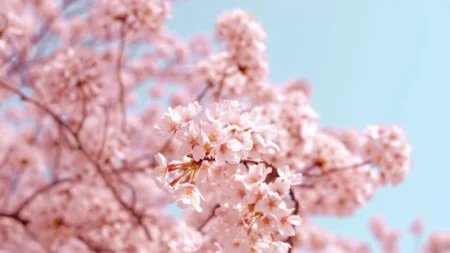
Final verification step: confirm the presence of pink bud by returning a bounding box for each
[409,217,425,235]
[149,85,165,99]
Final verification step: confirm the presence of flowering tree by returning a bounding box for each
[0,0,447,252]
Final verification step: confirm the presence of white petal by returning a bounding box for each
[227,139,243,152]
[154,153,167,167]
[215,152,226,165]
[277,166,289,179]
[288,215,302,226]
[192,145,206,161]
[290,173,303,185]
[177,143,191,158]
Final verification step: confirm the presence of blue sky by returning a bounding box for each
[166,0,450,251]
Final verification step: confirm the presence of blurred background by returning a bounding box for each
[167,0,450,251]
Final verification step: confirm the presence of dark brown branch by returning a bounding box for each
[0,212,29,226]
[286,190,299,253]
[197,204,220,232]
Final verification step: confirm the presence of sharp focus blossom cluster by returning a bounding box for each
[0,0,442,253]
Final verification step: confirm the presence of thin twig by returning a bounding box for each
[116,21,128,133]
[13,178,74,216]
[77,235,114,253]
[97,106,110,160]
[0,212,28,226]
[303,161,369,178]
[74,95,88,135]
[195,81,212,102]
[198,204,220,232]
[0,147,12,171]
[286,190,299,253]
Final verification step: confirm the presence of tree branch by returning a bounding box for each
[0,79,152,241]
[13,178,74,216]
[197,204,220,232]
[116,21,128,133]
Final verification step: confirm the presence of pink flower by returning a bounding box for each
[247,182,269,203]
[369,216,388,240]
[153,153,171,191]
[256,214,278,234]
[278,211,302,236]
[244,163,271,185]
[212,137,243,165]
[154,107,181,135]
[227,178,248,206]
[155,102,203,136]
[201,121,225,146]
[257,238,291,253]
[255,191,283,216]
[409,217,425,235]
[174,101,203,125]
[177,123,206,161]
[277,166,302,186]
[269,178,290,198]
[234,131,253,153]
[149,84,165,98]
[173,183,204,212]
[205,103,226,123]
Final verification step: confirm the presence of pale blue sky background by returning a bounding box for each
[166,0,450,251]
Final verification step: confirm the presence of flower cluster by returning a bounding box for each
[91,0,171,41]
[153,100,278,205]
[194,9,269,99]
[153,100,303,252]
[423,231,450,253]
[254,87,319,169]
[207,165,303,253]
[296,132,380,217]
[363,124,412,186]
[0,12,28,59]
[215,9,268,84]
[30,47,109,111]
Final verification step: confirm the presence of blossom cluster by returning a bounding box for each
[363,124,412,186]
[154,100,302,252]
[30,48,109,106]
[195,9,269,98]
[90,0,171,41]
